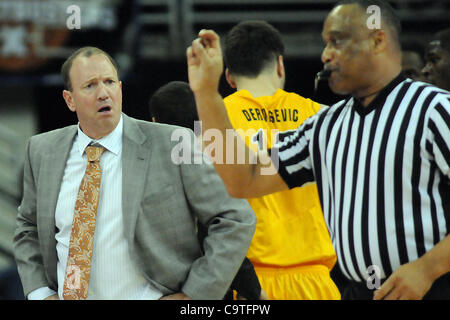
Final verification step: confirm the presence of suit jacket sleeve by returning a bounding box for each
[13,138,50,297]
[178,143,256,300]
[197,224,261,300]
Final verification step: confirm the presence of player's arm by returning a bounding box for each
[186,30,288,198]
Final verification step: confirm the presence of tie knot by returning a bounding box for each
[85,145,105,162]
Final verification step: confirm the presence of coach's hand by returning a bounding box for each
[187,29,223,94]
[373,258,433,300]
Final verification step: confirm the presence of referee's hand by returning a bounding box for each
[187,29,224,94]
[373,259,433,300]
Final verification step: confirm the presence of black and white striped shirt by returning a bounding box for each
[272,73,450,282]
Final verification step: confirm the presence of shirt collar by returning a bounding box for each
[352,72,407,116]
[235,88,286,99]
[76,114,123,157]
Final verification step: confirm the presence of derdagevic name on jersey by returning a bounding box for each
[241,107,299,123]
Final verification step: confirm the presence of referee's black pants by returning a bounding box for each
[331,266,450,300]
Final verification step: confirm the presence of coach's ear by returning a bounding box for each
[63,90,76,112]
[225,68,237,89]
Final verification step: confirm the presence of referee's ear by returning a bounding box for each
[371,29,388,54]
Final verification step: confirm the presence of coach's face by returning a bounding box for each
[321,4,375,96]
[422,40,450,91]
[63,54,122,139]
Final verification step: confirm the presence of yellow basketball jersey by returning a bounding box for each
[224,89,336,269]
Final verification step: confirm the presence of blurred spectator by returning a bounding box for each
[402,50,426,81]
[0,265,25,300]
[422,28,450,91]
[149,81,198,132]
[0,146,25,300]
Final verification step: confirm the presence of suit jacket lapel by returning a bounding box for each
[39,126,77,287]
[121,114,151,244]
[39,126,77,222]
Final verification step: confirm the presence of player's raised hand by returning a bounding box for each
[187,29,224,94]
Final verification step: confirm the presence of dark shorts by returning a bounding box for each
[340,272,450,300]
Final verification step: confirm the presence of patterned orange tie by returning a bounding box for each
[63,145,105,300]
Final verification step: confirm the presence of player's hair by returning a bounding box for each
[61,47,119,91]
[431,28,450,52]
[148,81,198,132]
[224,20,285,77]
[336,0,401,48]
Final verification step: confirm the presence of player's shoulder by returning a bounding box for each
[223,90,252,105]
[280,90,322,114]
[281,89,311,102]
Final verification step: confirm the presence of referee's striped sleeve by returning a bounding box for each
[426,95,450,179]
[268,112,321,189]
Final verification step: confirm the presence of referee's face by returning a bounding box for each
[321,4,374,95]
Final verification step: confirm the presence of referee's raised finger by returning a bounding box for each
[198,29,221,49]
[186,46,196,65]
[191,38,207,56]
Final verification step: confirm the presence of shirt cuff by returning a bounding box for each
[27,287,57,300]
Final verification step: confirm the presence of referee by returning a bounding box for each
[186,0,450,299]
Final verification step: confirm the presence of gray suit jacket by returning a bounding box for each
[13,114,256,299]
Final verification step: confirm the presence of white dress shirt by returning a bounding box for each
[28,115,163,300]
